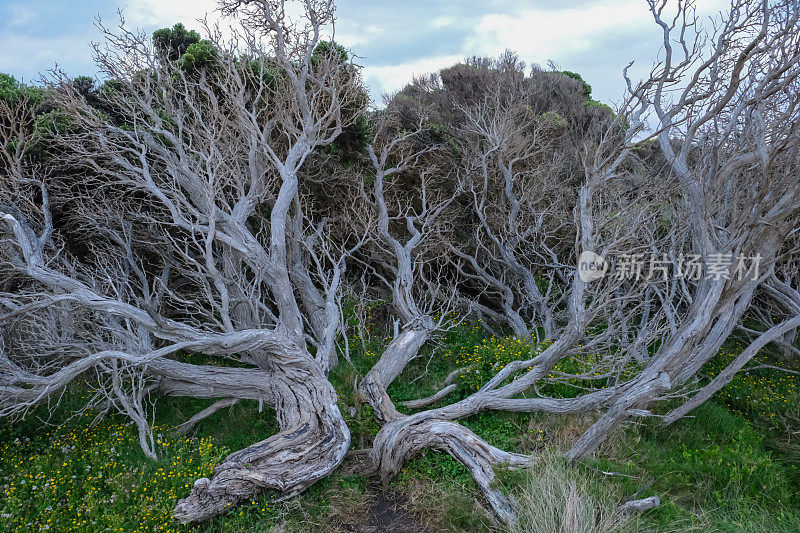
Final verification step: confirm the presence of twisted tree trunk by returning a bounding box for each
[173,352,349,523]
[358,321,434,423]
[371,415,528,524]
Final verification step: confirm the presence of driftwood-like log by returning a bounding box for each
[619,495,660,513]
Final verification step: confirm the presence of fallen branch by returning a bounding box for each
[174,398,240,436]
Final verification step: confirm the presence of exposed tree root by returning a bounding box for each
[371,415,529,524]
[173,362,350,524]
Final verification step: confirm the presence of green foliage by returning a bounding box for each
[708,339,799,415]
[538,110,567,129]
[0,75,78,161]
[586,98,613,114]
[72,76,95,97]
[0,411,227,532]
[99,79,125,97]
[375,325,799,531]
[153,24,220,77]
[398,450,472,486]
[342,402,381,445]
[449,336,539,392]
[311,40,349,67]
[154,395,279,454]
[672,431,791,506]
[576,400,799,531]
[153,23,202,63]
[703,338,800,491]
[33,110,71,138]
[393,451,492,531]
[561,70,592,98]
[447,138,460,157]
[327,112,371,164]
[241,59,283,90]
[0,73,45,106]
[176,40,220,74]
[424,122,446,140]
[649,403,792,506]
[461,412,522,451]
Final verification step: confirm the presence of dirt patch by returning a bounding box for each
[354,483,428,533]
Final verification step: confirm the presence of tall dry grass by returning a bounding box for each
[510,450,631,533]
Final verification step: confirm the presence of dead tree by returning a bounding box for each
[355,84,674,521]
[351,106,463,423]
[1,0,799,527]
[1,0,364,523]
[574,0,800,451]
[358,0,800,521]
[452,58,589,341]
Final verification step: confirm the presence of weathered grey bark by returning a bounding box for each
[174,398,240,436]
[359,323,434,422]
[402,383,458,409]
[361,6,800,519]
[2,0,799,527]
[565,0,800,458]
[663,314,800,425]
[619,496,660,513]
[355,116,537,519]
[0,0,364,524]
[371,416,529,524]
[173,355,349,523]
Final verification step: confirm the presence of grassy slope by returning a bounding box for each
[1,326,798,532]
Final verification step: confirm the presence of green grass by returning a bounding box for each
[584,401,799,531]
[1,324,799,531]
[0,410,227,532]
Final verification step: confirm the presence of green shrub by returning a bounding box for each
[0,73,45,106]
[311,40,349,67]
[153,24,201,63]
[561,70,592,98]
[177,40,220,74]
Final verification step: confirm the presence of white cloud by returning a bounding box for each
[122,0,311,34]
[362,54,463,99]
[123,0,219,29]
[0,33,93,82]
[430,16,456,29]
[468,1,644,60]
[335,23,383,49]
[466,0,730,62]
[357,0,732,104]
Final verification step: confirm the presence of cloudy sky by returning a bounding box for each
[0,0,729,107]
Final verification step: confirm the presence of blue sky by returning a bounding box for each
[0,0,728,107]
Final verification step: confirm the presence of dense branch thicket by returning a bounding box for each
[0,0,798,524]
